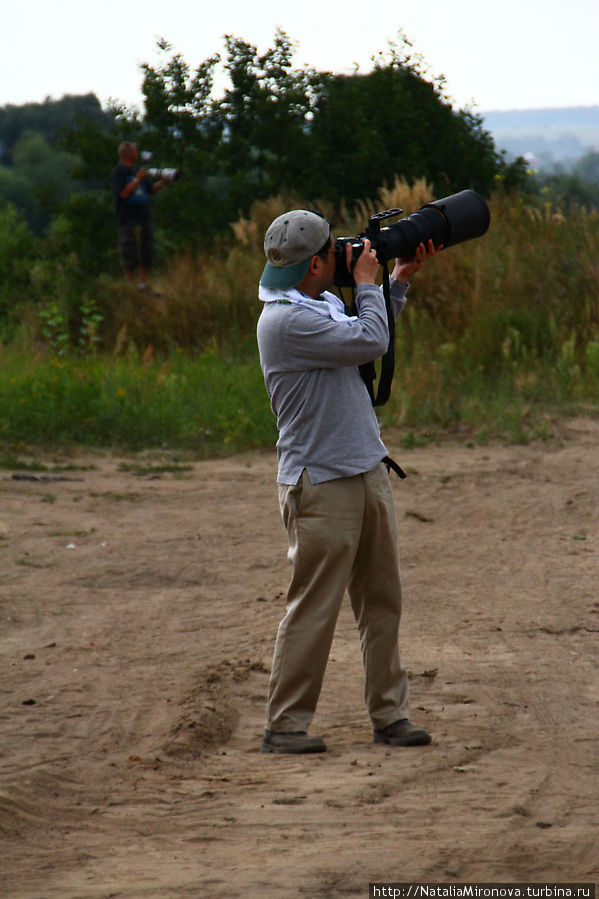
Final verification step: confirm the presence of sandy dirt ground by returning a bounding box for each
[0,419,598,898]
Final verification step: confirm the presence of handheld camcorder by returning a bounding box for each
[334,189,490,286]
[140,151,182,183]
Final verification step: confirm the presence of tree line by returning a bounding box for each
[0,32,526,255]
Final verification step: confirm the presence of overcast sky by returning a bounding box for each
[3,0,598,113]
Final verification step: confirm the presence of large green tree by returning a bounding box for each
[215,30,320,203]
[136,38,223,241]
[126,30,521,239]
[307,38,520,203]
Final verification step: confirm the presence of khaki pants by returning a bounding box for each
[266,463,410,732]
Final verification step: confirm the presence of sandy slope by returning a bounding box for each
[0,420,597,897]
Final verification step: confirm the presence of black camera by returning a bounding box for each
[334,189,490,287]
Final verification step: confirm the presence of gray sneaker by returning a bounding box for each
[261,730,327,754]
[374,719,432,746]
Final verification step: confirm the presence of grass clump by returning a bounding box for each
[0,346,276,453]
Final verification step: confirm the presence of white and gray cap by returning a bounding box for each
[260,210,331,289]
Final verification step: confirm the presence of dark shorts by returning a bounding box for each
[118,221,154,271]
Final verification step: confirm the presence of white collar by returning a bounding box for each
[258,285,356,322]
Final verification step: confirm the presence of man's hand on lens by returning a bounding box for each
[393,239,441,282]
[352,238,379,284]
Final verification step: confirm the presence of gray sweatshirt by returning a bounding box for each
[256,279,408,484]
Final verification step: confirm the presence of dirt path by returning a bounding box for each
[1,420,598,897]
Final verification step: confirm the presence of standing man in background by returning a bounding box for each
[111,141,169,292]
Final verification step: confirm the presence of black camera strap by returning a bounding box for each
[358,264,396,407]
[345,269,406,480]
[383,455,407,479]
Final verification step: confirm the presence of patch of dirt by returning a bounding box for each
[0,419,598,896]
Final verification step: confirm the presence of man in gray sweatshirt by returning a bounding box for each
[257,209,437,754]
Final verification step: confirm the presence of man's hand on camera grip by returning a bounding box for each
[352,238,379,285]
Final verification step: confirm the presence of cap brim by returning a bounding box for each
[260,258,311,290]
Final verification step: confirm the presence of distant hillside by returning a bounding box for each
[480,106,599,168]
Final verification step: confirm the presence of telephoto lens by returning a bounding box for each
[334,189,490,287]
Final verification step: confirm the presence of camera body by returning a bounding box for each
[334,189,490,287]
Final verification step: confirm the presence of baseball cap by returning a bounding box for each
[260,210,331,289]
